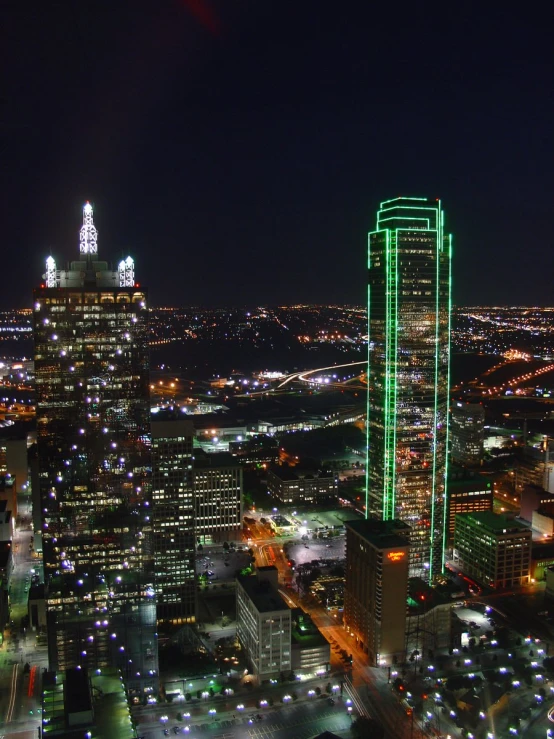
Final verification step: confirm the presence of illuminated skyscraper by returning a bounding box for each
[151,416,196,624]
[366,197,452,582]
[33,203,158,696]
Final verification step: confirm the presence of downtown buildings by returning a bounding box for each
[34,204,158,695]
[366,197,452,582]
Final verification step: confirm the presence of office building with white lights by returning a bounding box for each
[192,451,242,544]
[151,416,196,624]
[33,203,157,695]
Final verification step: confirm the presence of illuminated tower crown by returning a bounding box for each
[79,202,98,255]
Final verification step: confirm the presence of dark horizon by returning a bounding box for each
[3,2,554,310]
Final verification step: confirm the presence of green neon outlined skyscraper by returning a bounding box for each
[366,196,452,583]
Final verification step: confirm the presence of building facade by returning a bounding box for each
[344,519,410,666]
[366,197,452,582]
[192,451,242,544]
[453,511,531,589]
[515,442,554,494]
[267,466,338,505]
[151,417,196,624]
[236,566,292,679]
[446,471,493,544]
[451,403,485,466]
[33,203,157,695]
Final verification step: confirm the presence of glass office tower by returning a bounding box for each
[33,203,158,696]
[366,197,452,582]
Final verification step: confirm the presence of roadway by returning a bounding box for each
[0,496,48,739]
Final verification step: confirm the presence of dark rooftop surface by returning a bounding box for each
[193,450,240,468]
[456,510,530,533]
[345,518,411,550]
[64,668,92,714]
[238,575,290,614]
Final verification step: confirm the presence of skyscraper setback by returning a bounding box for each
[33,203,158,695]
[366,197,452,582]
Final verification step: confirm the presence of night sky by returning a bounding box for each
[3,1,554,309]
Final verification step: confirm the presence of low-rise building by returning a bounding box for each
[0,500,13,541]
[290,610,330,675]
[42,667,136,738]
[236,566,292,680]
[267,465,338,505]
[520,484,554,522]
[28,583,47,631]
[515,442,554,494]
[344,519,410,666]
[447,470,493,544]
[545,566,554,599]
[453,511,531,589]
[530,542,554,582]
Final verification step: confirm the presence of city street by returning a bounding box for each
[0,495,48,739]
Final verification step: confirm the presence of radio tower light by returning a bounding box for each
[119,256,135,287]
[80,202,98,255]
[46,256,57,287]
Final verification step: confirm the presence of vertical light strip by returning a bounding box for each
[391,229,399,519]
[366,246,371,517]
[430,201,442,583]
[442,230,453,574]
[383,227,391,518]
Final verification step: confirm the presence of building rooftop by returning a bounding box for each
[193,450,240,469]
[345,518,411,550]
[42,668,136,739]
[29,583,45,600]
[291,610,328,649]
[0,541,11,570]
[456,510,530,534]
[531,542,554,560]
[238,575,290,614]
[448,477,492,493]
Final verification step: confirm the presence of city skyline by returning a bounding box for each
[2,3,554,311]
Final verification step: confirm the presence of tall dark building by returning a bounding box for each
[33,204,158,696]
[344,519,410,666]
[451,402,485,466]
[151,416,196,624]
[366,197,452,582]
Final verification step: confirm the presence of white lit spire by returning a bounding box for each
[46,256,57,287]
[79,201,98,255]
[119,256,135,287]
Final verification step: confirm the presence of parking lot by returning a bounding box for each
[287,535,345,567]
[196,547,253,583]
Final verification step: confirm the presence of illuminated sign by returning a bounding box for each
[387,551,406,562]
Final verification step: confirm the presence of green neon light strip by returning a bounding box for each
[389,229,398,518]
[383,228,397,519]
[377,216,431,230]
[379,196,429,207]
[441,230,453,575]
[429,200,444,584]
[365,279,371,518]
[379,205,439,213]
